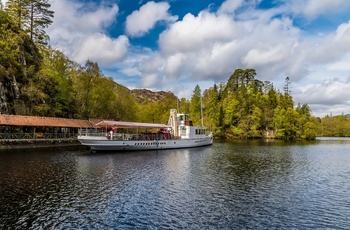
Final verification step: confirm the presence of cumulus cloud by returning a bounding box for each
[72,34,129,66]
[294,77,350,116]
[157,8,302,83]
[125,1,178,37]
[289,0,350,18]
[305,20,350,67]
[47,0,129,67]
[159,11,237,55]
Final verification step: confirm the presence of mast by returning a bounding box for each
[168,109,178,136]
[201,95,204,127]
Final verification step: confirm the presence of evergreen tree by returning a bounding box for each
[5,0,54,44]
[24,0,54,44]
[242,68,256,86]
[190,84,202,125]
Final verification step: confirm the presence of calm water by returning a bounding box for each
[1,138,350,229]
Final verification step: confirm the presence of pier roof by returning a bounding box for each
[0,114,94,128]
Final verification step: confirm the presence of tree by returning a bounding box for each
[273,106,299,140]
[139,92,177,123]
[222,92,239,127]
[225,69,243,94]
[284,76,291,95]
[5,0,54,44]
[24,0,54,44]
[73,60,102,119]
[242,68,256,86]
[190,84,202,125]
[0,10,42,115]
[178,97,190,114]
[203,84,220,131]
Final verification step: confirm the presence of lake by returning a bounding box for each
[0,138,350,229]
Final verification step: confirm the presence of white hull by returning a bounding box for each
[78,136,213,151]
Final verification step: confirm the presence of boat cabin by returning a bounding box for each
[168,109,207,140]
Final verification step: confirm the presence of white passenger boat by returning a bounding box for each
[78,109,213,151]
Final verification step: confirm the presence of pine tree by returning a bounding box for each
[5,0,54,44]
[24,0,54,44]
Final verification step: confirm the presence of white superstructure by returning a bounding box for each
[78,109,213,152]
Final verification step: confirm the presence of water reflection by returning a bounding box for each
[1,140,350,229]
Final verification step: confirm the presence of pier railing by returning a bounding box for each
[0,133,77,140]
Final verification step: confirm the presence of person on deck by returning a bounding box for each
[110,129,113,140]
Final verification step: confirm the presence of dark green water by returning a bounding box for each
[0,138,349,229]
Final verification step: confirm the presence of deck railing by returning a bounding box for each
[78,128,175,141]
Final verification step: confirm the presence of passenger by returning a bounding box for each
[110,129,113,140]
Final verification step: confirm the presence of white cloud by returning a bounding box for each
[327,61,350,72]
[72,34,129,66]
[289,0,350,18]
[47,0,128,67]
[306,20,350,65]
[159,11,237,55]
[293,78,350,117]
[125,1,178,37]
[156,9,302,83]
[217,0,244,14]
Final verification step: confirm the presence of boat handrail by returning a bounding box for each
[78,128,174,141]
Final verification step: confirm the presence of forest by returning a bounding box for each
[0,1,347,139]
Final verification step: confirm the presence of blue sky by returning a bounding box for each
[3,0,350,117]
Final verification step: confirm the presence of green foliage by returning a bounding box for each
[178,97,190,114]
[190,84,202,125]
[0,10,42,114]
[138,92,178,124]
[317,115,350,137]
[72,60,140,121]
[203,84,220,132]
[198,68,318,140]
[0,11,21,77]
[21,48,76,116]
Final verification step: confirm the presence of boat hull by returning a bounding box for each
[78,136,213,151]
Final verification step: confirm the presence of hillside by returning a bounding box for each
[131,89,176,104]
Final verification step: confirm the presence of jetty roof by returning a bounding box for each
[95,120,171,129]
[0,114,94,128]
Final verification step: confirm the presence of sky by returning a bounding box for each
[2,0,350,117]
